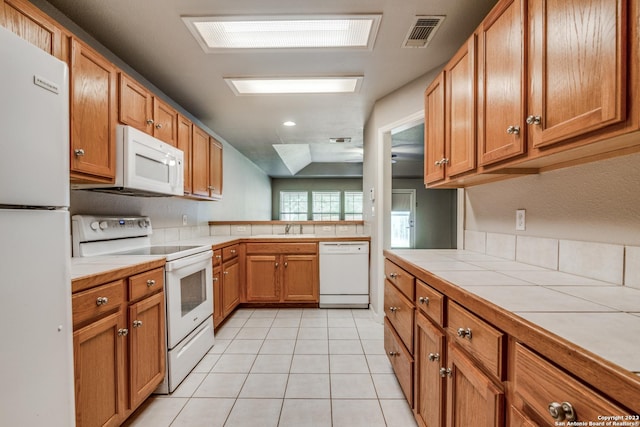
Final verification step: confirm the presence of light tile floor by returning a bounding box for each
[124,308,417,427]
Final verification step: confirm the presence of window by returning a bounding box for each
[312,191,340,220]
[278,190,363,220]
[279,191,308,220]
[344,191,364,220]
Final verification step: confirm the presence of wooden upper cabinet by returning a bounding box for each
[69,37,117,182]
[209,137,223,199]
[478,0,526,166]
[424,73,446,185]
[445,34,477,177]
[191,125,210,198]
[0,0,65,60]
[177,114,192,194]
[527,0,627,148]
[119,73,177,146]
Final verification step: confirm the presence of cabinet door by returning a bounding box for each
[73,310,126,427]
[424,73,446,185]
[415,314,446,427]
[446,343,504,427]
[222,258,241,315]
[478,0,526,166]
[245,255,279,302]
[209,137,223,198]
[191,125,210,197]
[1,0,64,59]
[177,114,192,194]
[282,254,318,302]
[70,38,117,181]
[445,35,477,177]
[128,291,166,409]
[152,97,177,146]
[119,73,153,134]
[528,0,626,147]
[213,266,223,328]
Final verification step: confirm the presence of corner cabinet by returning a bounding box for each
[245,242,319,304]
[69,37,117,183]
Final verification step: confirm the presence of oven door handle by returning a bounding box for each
[165,250,213,271]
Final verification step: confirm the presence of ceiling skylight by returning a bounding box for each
[225,77,363,95]
[182,15,382,52]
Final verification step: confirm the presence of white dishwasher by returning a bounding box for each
[319,241,369,308]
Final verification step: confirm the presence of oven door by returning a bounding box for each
[164,250,213,349]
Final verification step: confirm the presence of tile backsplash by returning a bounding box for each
[465,230,637,287]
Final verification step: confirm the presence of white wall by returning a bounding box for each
[363,67,442,320]
[465,150,640,246]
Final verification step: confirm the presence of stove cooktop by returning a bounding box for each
[113,245,205,256]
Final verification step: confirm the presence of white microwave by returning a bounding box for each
[72,125,184,197]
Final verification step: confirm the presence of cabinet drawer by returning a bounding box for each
[213,249,222,267]
[222,244,239,260]
[384,259,414,300]
[384,318,413,406]
[416,280,445,326]
[129,268,164,301]
[514,343,631,426]
[72,280,125,328]
[447,301,504,379]
[246,242,317,254]
[384,281,414,353]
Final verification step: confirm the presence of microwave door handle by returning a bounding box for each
[169,156,179,188]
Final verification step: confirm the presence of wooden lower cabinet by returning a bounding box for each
[73,310,126,427]
[445,342,504,427]
[222,256,240,316]
[128,291,165,409]
[245,243,319,304]
[212,266,223,328]
[384,318,414,405]
[414,313,446,427]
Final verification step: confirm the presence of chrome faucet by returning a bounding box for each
[285,223,292,234]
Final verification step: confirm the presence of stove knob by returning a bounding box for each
[138,219,149,228]
[90,221,100,231]
[99,221,109,230]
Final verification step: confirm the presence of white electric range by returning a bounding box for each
[71,215,214,393]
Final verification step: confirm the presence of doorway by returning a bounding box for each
[391,189,416,248]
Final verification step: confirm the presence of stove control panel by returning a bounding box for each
[72,215,153,244]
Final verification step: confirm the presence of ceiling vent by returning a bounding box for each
[402,15,445,48]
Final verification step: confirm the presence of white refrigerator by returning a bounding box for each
[0,26,75,425]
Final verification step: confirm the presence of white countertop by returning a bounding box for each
[387,249,640,374]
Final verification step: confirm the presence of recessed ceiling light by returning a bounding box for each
[283,121,296,127]
[225,77,363,95]
[182,15,382,52]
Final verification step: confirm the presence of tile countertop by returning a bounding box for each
[386,249,640,375]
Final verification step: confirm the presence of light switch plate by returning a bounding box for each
[516,209,526,231]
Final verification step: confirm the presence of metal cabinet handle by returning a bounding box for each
[133,320,143,328]
[215,255,222,259]
[275,262,279,268]
[388,272,398,279]
[418,296,429,305]
[457,327,472,339]
[96,296,108,306]
[526,115,542,125]
[213,277,219,282]
[439,367,452,378]
[146,119,154,125]
[74,148,85,157]
[428,353,440,362]
[389,306,399,313]
[388,351,399,357]
[506,125,521,135]
[155,123,163,129]
[208,186,217,191]
[224,271,228,275]
[548,402,576,422]
[284,262,288,267]
[118,328,129,337]
[146,279,156,287]
[230,249,236,254]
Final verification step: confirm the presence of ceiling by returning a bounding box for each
[46,0,497,178]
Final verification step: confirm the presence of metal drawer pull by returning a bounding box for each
[74,148,85,157]
[418,296,429,305]
[427,353,440,362]
[439,367,452,378]
[457,327,472,339]
[146,119,154,125]
[389,306,399,313]
[388,351,399,357]
[155,123,163,129]
[146,279,156,287]
[507,125,521,135]
[118,328,129,337]
[96,296,109,306]
[548,401,576,422]
[388,272,398,279]
[526,115,542,125]
[133,320,143,328]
